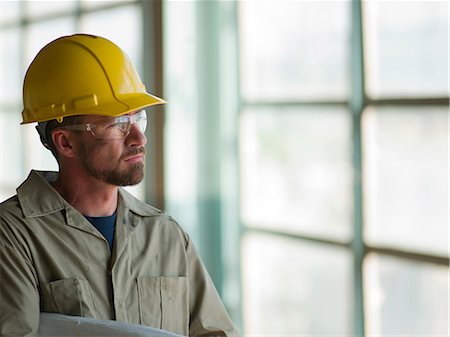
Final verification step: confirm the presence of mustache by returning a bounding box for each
[122,147,146,159]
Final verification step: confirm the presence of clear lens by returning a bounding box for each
[63,110,147,140]
[133,110,147,134]
[93,110,147,139]
[92,119,127,139]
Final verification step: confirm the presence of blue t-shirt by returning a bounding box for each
[84,213,116,250]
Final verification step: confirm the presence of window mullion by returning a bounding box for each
[350,0,366,336]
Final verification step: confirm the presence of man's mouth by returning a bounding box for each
[123,147,146,163]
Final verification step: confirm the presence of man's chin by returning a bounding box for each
[121,175,144,187]
[103,163,144,187]
[121,165,145,186]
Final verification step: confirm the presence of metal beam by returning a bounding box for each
[195,0,223,294]
[351,0,366,336]
[366,246,449,266]
[142,0,165,210]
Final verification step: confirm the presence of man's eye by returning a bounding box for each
[108,121,124,128]
[114,122,130,132]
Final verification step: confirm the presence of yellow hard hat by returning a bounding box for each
[21,34,165,124]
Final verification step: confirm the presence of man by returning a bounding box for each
[0,34,237,337]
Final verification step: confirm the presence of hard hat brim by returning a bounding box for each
[21,91,166,124]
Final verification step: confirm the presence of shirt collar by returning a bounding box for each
[118,187,162,217]
[17,170,65,218]
[17,170,162,218]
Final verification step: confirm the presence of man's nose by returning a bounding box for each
[126,123,147,146]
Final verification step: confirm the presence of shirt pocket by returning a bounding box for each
[137,276,189,336]
[40,277,97,318]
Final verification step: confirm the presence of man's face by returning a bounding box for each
[74,112,147,186]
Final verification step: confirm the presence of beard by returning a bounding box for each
[79,142,145,186]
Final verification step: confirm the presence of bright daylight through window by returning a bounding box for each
[1,1,448,336]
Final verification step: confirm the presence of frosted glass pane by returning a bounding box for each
[0,110,57,202]
[242,233,352,335]
[163,0,199,237]
[239,0,350,101]
[81,0,135,9]
[25,17,75,68]
[1,0,21,24]
[0,109,24,202]
[80,5,142,72]
[24,0,76,18]
[364,254,448,335]
[240,107,353,240]
[364,1,448,98]
[363,107,448,256]
[1,28,22,103]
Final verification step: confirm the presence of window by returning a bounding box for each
[239,1,354,334]
[238,1,448,335]
[163,1,448,335]
[3,1,446,335]
[361,1,448,334]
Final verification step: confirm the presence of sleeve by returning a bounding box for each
[185,235,239,337]
[0,217,40,337]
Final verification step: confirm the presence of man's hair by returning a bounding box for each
[38,116,84,161]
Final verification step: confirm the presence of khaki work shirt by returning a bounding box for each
[0,171,237,337]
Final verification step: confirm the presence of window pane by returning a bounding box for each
[163,0,199,237]
[1,0,21,24]
[240,107,353,241]
[81,0,135,10]
[239,0,350,101]
[1,28,22,103]
[25,17,75,67]
[242,233,352,335]
[0,108,24,202]
[363,106,448,256]
[364,254,448,335]
[0,109,58,202]
[79,4,142,72]
[24,0,76,19]
[364,1,448,98]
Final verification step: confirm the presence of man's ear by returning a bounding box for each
[52,130,77,158]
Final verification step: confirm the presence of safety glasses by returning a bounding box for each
[62,110,147,140]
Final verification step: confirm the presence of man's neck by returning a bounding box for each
[52,170,118,217]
